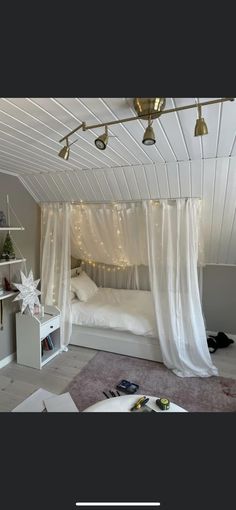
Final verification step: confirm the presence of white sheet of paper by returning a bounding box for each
[12,388,56,412]
[43,392,79,412]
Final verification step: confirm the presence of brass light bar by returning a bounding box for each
[59,122,85,143]
[58,98,234,144]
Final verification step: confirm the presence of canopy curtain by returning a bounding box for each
[144,198,218,377]
[40,203,71,347]
[40,199,217,377]
[70,202,148,289]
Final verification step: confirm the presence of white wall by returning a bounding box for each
[0,174,40,361]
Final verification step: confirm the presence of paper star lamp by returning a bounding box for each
[13,270,41,314]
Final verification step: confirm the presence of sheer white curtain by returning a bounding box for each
[40,203,71,347]
[70,202,148,289]
[83,262,150,290]
[145,198,218,377]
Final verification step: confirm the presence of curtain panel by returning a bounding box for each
[145,199,217,377]
[70,202,149,290]
[71,202,148,266]
[40,203,71,347]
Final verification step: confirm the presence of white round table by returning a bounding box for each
[84,394,187,412]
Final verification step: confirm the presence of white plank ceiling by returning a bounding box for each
[0,97,235,264]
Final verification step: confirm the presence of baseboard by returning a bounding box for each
[207,331,236,342]
[0,352,16,369]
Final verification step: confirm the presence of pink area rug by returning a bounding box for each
[66,350,236,412]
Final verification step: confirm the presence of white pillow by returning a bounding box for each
[70,290,76,301]
[71,271,98,302]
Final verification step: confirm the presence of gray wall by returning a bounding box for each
[0,174,40,361]
[202,265,236,334]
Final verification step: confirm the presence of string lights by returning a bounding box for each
[42,200,163,279]
[81,260,127,272]
[71,202,131,269]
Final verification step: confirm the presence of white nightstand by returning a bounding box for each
[16,305,61,369]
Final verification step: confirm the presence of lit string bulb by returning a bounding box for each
[81,259,129,272]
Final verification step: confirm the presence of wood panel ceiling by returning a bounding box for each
[0,97,235,264]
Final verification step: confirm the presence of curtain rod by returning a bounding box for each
[40,197,201,205]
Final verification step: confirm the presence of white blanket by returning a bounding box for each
[71,287,157,337]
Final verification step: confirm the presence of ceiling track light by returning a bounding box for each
[58,137,79,161]
[194,101,208,136]
[95,126,108,150]
[142,116,156,145]
[58,98,234,156]
[58,138,70,160]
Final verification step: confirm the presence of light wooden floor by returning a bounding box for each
[0,345,97,412]
[0,343,235,412]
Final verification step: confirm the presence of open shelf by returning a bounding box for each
[0,227,24,231]
[0,290,18,301]
[41,348,61,366]
[0,258,26,267]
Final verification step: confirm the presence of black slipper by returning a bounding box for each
[207,336,218,353]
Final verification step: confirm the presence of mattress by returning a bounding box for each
[71,287,157,337]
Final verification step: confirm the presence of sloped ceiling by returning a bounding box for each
[0,98,235,264]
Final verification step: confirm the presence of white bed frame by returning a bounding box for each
[70,324,163,363]
[69,266,163,362]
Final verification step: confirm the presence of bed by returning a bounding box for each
[69,275,163,362]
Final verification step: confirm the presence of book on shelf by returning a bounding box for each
[41,335,55,356]
[47,334,55,350]
[41,338,49,354]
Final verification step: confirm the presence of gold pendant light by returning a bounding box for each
[133,98,166,119]
[58,138,70,160]
[142,117,156,145]
[194,101,208,136]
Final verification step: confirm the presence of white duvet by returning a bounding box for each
[71,287,157,337]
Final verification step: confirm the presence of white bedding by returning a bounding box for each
[71,287,157,337]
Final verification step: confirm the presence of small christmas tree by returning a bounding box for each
[1,232,15,260]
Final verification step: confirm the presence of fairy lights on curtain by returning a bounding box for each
[80,260,128,272]
[42,200,162,276]
[71,202,131,269]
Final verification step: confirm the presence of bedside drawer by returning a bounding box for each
[40,316,60,339]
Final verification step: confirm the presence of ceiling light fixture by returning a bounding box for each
[194,99,208,136]
[94,126,108,150]
[58,138,70,160]
[134,97,166,119]
[58,98,234,155]
[58,137,79,161]
[142,116,156,145]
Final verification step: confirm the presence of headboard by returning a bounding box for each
[71,266,82,277]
